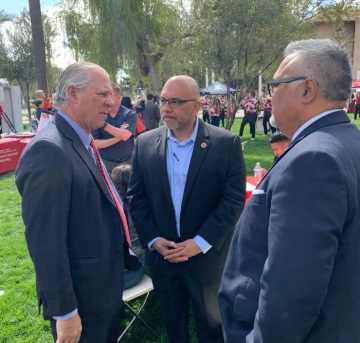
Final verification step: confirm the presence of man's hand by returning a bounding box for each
[56,312,82,343]
[164,239,201,263]
[120,122,129,130]
[261,168,267,176]
[153,238,184,259]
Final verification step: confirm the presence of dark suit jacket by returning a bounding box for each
[219,110,360,342]
[142,101,160,130]
[128,119,246,283]
[15,113,125,321]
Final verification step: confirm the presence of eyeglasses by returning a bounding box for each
[267,76,307,96]
[159,97,196,108]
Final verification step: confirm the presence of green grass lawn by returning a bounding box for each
[1,115,359,342]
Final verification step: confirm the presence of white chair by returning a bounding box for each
[118,275,158,341]
[241,141,248,150]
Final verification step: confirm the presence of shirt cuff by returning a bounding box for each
[193,235,212,254]
[53,308,78,321]
[148,237,160,250]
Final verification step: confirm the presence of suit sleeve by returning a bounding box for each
[250,150,347,343]
[15,140,78,317]
[128,136,161,247]
[198,135,246,250]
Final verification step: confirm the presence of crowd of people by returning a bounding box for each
[14,38,360,343]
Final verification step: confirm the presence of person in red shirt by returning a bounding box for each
[201,95,211,123]
[35,90,50,110]
[262,96,276,136]
[220,95,227,127]
[354,91,360,120]
[239,91,258,140]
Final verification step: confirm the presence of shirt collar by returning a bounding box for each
[291,109,342,142]
[57,110,91,149]
[108,105,122,119]
[167,117,199,144]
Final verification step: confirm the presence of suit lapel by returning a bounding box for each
[55,113,116,207]
[258,110,350,185]
[181,120,210,211]
[155,127,173,206]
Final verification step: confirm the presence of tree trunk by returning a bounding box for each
[26,81,31,120]
[136,38,162,95]
[28,0,48,95]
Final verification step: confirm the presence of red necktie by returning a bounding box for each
[90,135,132,247]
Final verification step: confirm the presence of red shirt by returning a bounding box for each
[263,101,272,111]
[244,98,258,114]
[356,93,360,105]
[0,105,3,119]
[43,100,50,109]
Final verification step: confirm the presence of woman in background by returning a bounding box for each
[208,96,221,127]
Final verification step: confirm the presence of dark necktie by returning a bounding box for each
[90,135,131,247]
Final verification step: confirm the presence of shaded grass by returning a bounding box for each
[1,114,359,342]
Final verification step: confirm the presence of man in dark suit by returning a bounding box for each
[219,39,360,343]
[128,75,246,343]
[16,62,128,343]
[142,93,160,130]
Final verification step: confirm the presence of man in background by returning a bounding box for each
[142,93,160,130]
[261,132,290,176]
[92,83,137,173]
[35,89,49,110]
[239,91,258,140]
[219,38,360,343]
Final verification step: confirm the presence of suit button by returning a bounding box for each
[117,250,123,257]
[115,225,121,230]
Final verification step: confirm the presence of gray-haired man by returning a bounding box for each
[16,62,128,343]
[219,39,360,342]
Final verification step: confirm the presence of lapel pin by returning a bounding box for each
[201,143,207,148]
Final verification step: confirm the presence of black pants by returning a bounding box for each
[151,264,223,343]
[211,116,220,127]
[50,306,122,343]
[355,104,360,120]
[239,114,256,138]
[219,110,225,127]
[202,110,210,123]
[0,117,2,135]
[263,111,276,135]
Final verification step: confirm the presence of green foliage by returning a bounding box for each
[59,0,180,88]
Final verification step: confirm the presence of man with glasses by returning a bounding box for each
[128,75,246,343]
[219,39,360,342]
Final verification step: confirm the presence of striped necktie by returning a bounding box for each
[89,135,131,247]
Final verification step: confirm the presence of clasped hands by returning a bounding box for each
[152,238,201,263]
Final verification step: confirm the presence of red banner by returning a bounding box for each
[0,138,27,174]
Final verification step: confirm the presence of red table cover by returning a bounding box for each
[0,138,27,174]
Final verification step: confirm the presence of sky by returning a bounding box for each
[2,0,60,16]
[2,0,75,68]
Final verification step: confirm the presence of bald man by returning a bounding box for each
[128,76,246,343]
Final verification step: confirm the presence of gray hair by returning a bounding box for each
[35,90,44,98]
[284,39,352,102]
[53,62,107,110]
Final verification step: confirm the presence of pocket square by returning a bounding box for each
[252,189,265,195]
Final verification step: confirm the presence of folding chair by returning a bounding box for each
[241,141,248,150]
[118,274,159,341]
